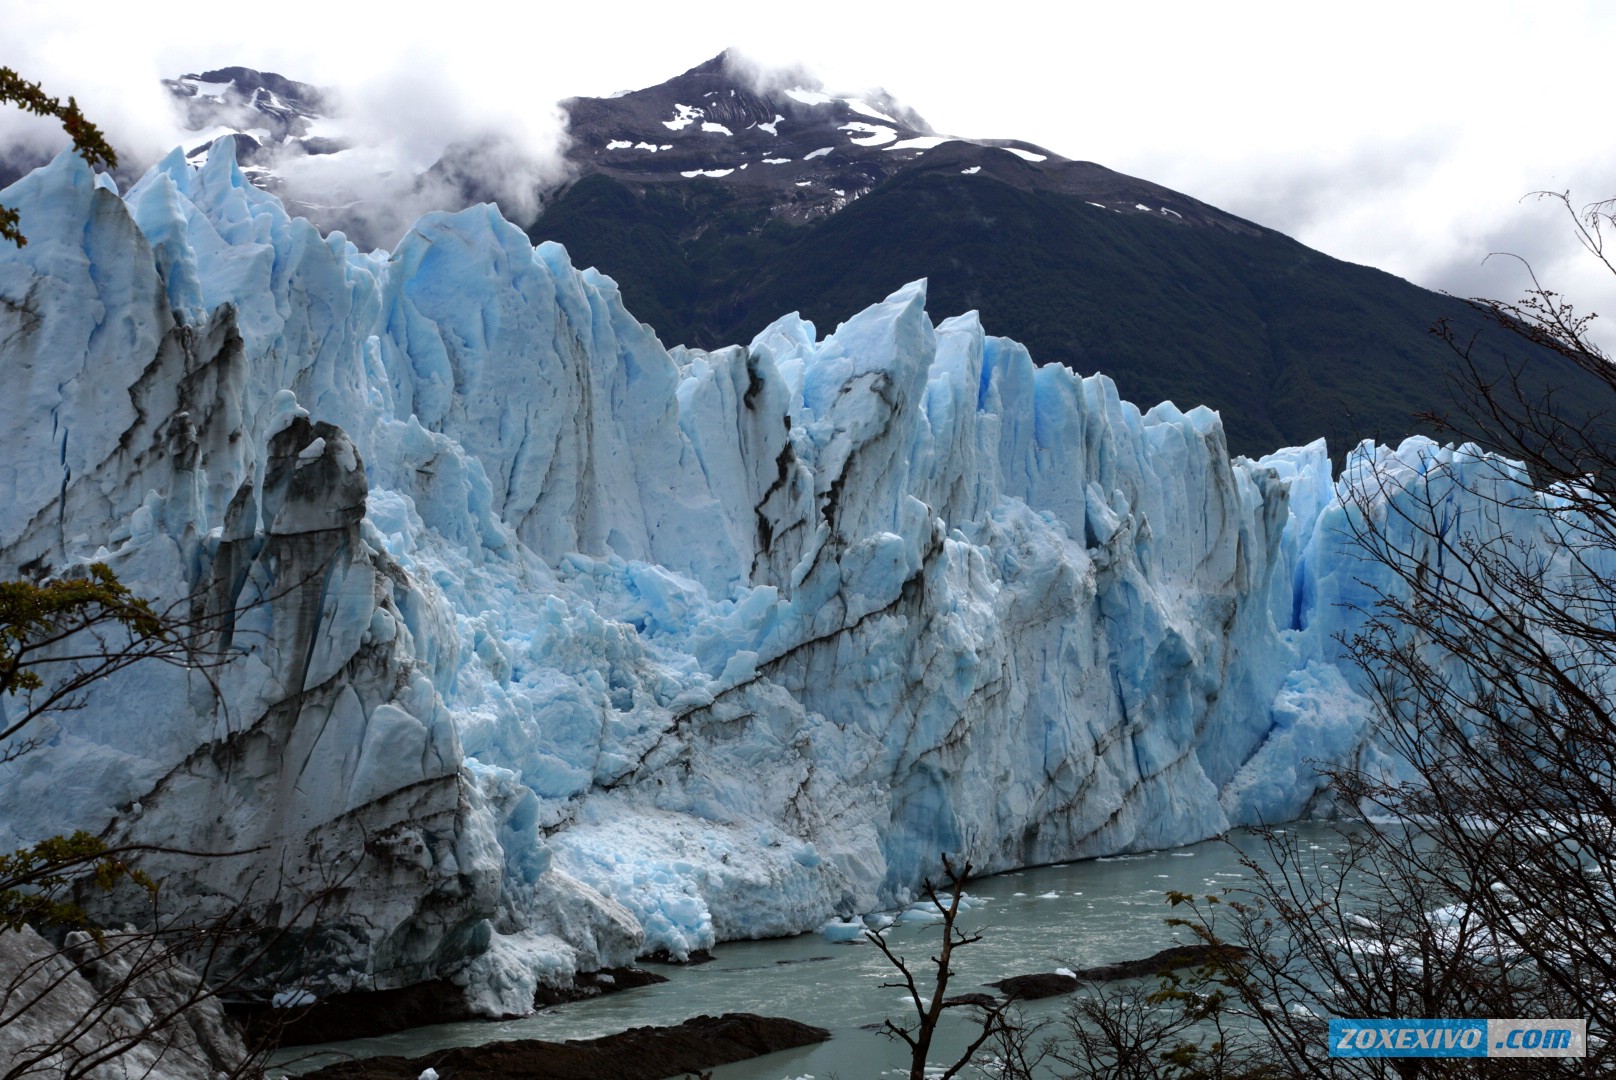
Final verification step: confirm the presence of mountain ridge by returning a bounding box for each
[4,51,1589,460]
[522,52,1587,460]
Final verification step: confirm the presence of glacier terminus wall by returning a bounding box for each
[0,144,1484,1015]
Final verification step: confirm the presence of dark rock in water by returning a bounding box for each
[942,992,1000,1009]
[642,947,716,965]
[300,1012,831,1080]
[1068,943,1252,982]
[238,967,670,1048]
[534,966,669,1007]
[774,955,833,965]
[986,972,1079,1000]
[989,944,1252,1000]
[229,979,477,1048]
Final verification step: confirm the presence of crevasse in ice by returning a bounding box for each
[0,144,1553,1014]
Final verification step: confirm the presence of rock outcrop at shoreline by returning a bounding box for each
[299,1012,831,1080]
[989,943,1254,1000]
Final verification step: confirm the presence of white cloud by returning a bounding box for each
[4,0,1615,309]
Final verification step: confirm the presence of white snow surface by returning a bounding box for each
[663,104,703,131]
[0,145,1586,1017]
[840,123,898,147]
[1002,147,1048,162]
[844,99,898,124]
[804,147,834,159]
[885,136,955,152]
[784,88,835,106]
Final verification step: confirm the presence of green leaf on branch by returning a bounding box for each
[0,830,156,936]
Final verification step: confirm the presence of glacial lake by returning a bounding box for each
[272,824,1346,1078]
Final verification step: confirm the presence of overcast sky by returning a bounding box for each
[7,0,1616,326]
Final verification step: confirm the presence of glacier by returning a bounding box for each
[0,142,1551,1017]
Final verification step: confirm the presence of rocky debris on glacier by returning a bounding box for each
[0,924,250,1079]
[0,142,1553,1019]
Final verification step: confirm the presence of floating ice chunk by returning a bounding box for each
[899,905,944,924]
[820,917,868,942]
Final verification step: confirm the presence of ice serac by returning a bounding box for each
[0,146,1507,1012]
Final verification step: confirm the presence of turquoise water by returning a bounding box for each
[272,826,1341,1078]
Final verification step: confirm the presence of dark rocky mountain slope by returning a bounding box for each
[530,54,1585,460]
[7,53,1579,460]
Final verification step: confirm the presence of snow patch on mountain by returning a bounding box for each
[887,136,955,151]
[841,123,897,147]
[784,88,836,106]
[844,99,898,124]
[664,104,704,130]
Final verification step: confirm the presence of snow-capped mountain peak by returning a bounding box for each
[563,51,1006,220]
[161,65,340,171]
